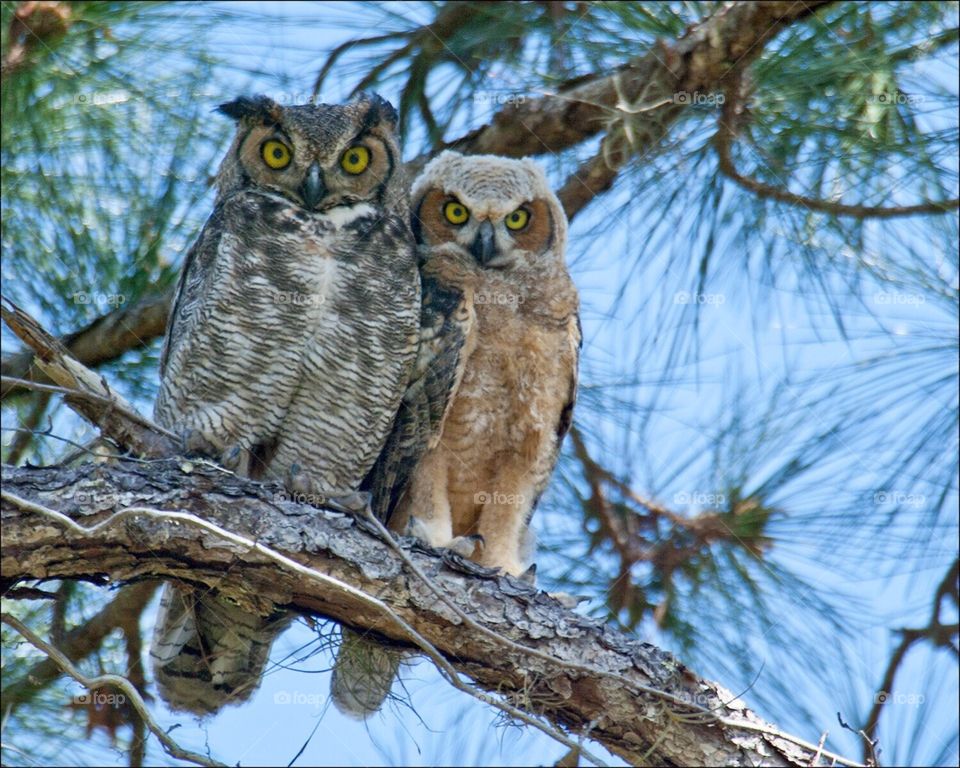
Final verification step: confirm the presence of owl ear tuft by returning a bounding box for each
[217,96,283,126]
[356,92,399,130]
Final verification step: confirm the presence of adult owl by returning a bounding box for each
[332,150,581,717]
[150,94,419,714]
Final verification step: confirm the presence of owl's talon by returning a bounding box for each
[328,491,371,514]
[179,427,219,459]
[284,466,368,512]
[221,444,249,475]
[448,534,484,559]
[285,464,313,498]
[520,563,537,585]
[404,515,431,541]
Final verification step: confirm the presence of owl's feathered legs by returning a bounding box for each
[150,582,293,715]
[285,464,371,512]
[175,426,256,476]
[404,515,484,559]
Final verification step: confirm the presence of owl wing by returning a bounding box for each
[155,205,226,411]
[556,312,582,445]
[361,271,473,523]
[528,310,581,515]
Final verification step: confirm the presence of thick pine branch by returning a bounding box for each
[1,460,859,768]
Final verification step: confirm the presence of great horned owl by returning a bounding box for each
[333,150,580,717]
[151,94,419,715]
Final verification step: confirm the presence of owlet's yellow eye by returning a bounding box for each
[444,201,469,225]
[505,207,529,230]
[340,146,370,174]
[261,140,292,170]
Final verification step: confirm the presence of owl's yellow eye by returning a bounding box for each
[340,146,370,174]
[261,140,292,170]
[505,207,529,230]
[444,201,469,225]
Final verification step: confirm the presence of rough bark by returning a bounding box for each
[2,460,856,768]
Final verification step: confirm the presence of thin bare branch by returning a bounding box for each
[1,612,222,767]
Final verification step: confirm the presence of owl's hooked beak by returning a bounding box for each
[301,162,326,209]
[470,220,498,266]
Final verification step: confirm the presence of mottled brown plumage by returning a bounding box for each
[151,94,419,714]
[335,150,580,718]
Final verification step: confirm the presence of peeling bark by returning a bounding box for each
[2,461,855,767]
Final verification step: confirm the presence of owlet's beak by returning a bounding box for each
[301,162,326,209]
[470,220,498,265]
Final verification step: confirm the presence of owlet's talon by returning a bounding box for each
[447,534,484,559]
[520,563,537,585]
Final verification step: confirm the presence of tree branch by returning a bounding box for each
[714,74,960,219]
[2,582,157,708]
[2,612,220,768]
[861,558,960,761]
[1,296,176,457]
[0,2,834,387]
[450,2,832,159]
[1,292,172,403]
[2,461,861,767]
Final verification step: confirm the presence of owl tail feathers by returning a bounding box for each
[330,628,406,719]
[150,583,292,716]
